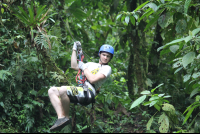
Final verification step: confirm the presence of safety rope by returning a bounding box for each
[75,50,87,86]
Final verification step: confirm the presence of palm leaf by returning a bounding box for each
[13,14,30,25]
[28,2,34,24]
[35,5,47,21]
[18,6,29,19]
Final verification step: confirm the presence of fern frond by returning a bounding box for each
[50,71,65,82]
[34,34,50,49]
[15,66,24,82]
[0,70,12,82]
[110,72,126,79]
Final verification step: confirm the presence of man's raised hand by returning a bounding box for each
[73,41,82,51]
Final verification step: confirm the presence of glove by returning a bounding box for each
[73,41,81,51]
[78,61,87,71]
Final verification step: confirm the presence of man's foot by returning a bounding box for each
[50,117,71,131]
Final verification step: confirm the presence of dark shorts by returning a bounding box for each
[57,86,94,105]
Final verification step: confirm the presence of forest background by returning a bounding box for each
[1,0,200,133]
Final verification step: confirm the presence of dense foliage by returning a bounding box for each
[0,0,200,133]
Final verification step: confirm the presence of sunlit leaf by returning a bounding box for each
[192,28,200,36]
[169,45,179,54]
[146,2,158,12]
[134,1,149,12]
[183,74,191,82]
[1,8,4,14]
[151,83,164,93]
[130,95,146,110]
[182,52,195,68]
[190,88,199,98]
[184,0,192,14]
[147,116,154,130]
[158,113,169,133]
[141,90,151,95]
[125,16,130,24]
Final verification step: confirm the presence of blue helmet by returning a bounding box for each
[98,44,114,58]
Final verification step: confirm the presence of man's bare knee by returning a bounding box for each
[58,87,68,96]
[48,87,59,96]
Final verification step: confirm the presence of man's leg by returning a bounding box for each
[58,86,71,119]
[48,87,71,131]
[48,87,66,118]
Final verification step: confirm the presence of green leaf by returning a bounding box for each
[160,0,165,4]
[65,0,75,5]
[184,36,193,43]
[134,1,149,12]
[158,113,169,133]
[141,90,151,95]
[163,95,171,98]
[158,12,173,29]
[182,52,195,68]
[192,72,200,79]
[175,19,187,34]
[125,16,130,24]
[130,16,135,26]
[144,8,165,31]
[190,88,199,98]
[1,8,4,14]
[13,13,29,25]
[169,45,179,54]
[30,90,37,96]
[183,74,191,82]
[149,96,159,101]
[69,8,87,20]
[151,83,164,93]
[192,28,200,36]
[183,104,200,125]
[130,95,146,110]
[35,5,47,20]
[18,6,29,19]
[184,0,192,14]
[145,78,153,87]
[147,116,154,130]
[162,103,175,115]
[24,104,34,111]
[121,15,125,22]
[138,8,154,22]
[143,101,152,106]
[27,57,38,62]
[0,102,4,108]
[146,2,158,12]
[163,38,185,49]
[17,91,23,99]
[116,14,122,20]
[154,104,161,111]
[183,101,200,114]
[28,2,34,24]
[149,100,158,107]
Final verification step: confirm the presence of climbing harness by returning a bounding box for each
[74,47,95,106]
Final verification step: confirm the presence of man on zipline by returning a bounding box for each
[48,41,114,131]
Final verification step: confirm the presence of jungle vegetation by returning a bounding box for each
[0,0,200,133]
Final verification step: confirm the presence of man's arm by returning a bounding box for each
[71,50,79,71]
[83,68,106,84]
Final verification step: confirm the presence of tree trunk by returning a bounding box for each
[148,23,163,88]
[127,0,147,99]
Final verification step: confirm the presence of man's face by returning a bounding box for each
[99,52,111,64]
